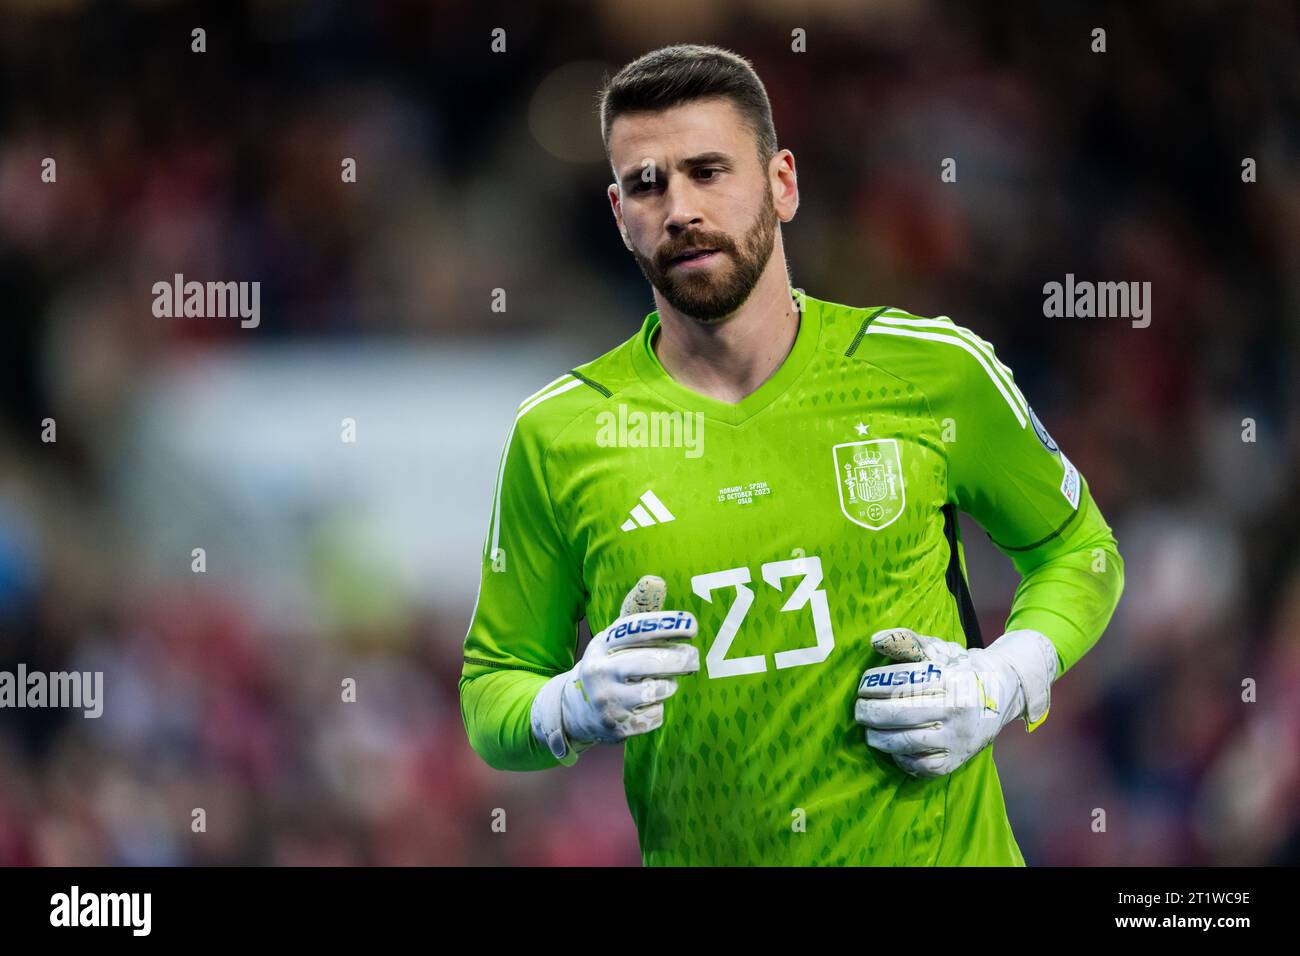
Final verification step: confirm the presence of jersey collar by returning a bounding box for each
[630,290,822,427]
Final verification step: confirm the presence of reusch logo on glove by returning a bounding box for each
[606,611,694,641]
[859,662,942,690]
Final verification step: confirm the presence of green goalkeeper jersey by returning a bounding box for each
[460,291,1124,866]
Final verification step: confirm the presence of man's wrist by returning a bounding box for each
[988,629,1059,733]
[531,669,584,765]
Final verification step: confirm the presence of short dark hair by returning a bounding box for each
[598,44,779,170]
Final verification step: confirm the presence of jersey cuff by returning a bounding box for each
[991,629,1059,733]
[531,671,582,766]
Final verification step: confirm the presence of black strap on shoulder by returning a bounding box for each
[941,503,984,649]
[844,306,890,358]
[567,369,611,397]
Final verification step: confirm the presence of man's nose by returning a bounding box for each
[664,184,703,232]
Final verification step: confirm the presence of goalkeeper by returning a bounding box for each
[460,44,1124,865]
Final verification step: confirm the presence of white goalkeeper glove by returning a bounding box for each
[854,627,1059,779]
[531,575,700,762]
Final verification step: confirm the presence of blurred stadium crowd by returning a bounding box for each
[0,1,1297,865]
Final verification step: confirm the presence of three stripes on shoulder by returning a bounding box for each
[865,310,1031,428]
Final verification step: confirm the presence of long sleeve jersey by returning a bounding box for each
[460,291,1124,865]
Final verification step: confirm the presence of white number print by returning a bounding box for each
[691,566,762,678]
[691,556,835,679]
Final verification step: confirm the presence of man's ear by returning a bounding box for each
[608,182,632,250]
[771,149,799,223]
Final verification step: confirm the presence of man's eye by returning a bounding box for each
[695,167,721,180]
[632,180,658,193]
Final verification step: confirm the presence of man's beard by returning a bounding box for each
[631,186,777,323]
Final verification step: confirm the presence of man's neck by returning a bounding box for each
[652,273,800,406]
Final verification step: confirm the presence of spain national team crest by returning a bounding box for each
[832,438,906,530]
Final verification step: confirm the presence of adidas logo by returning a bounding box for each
[620,490,676,532]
